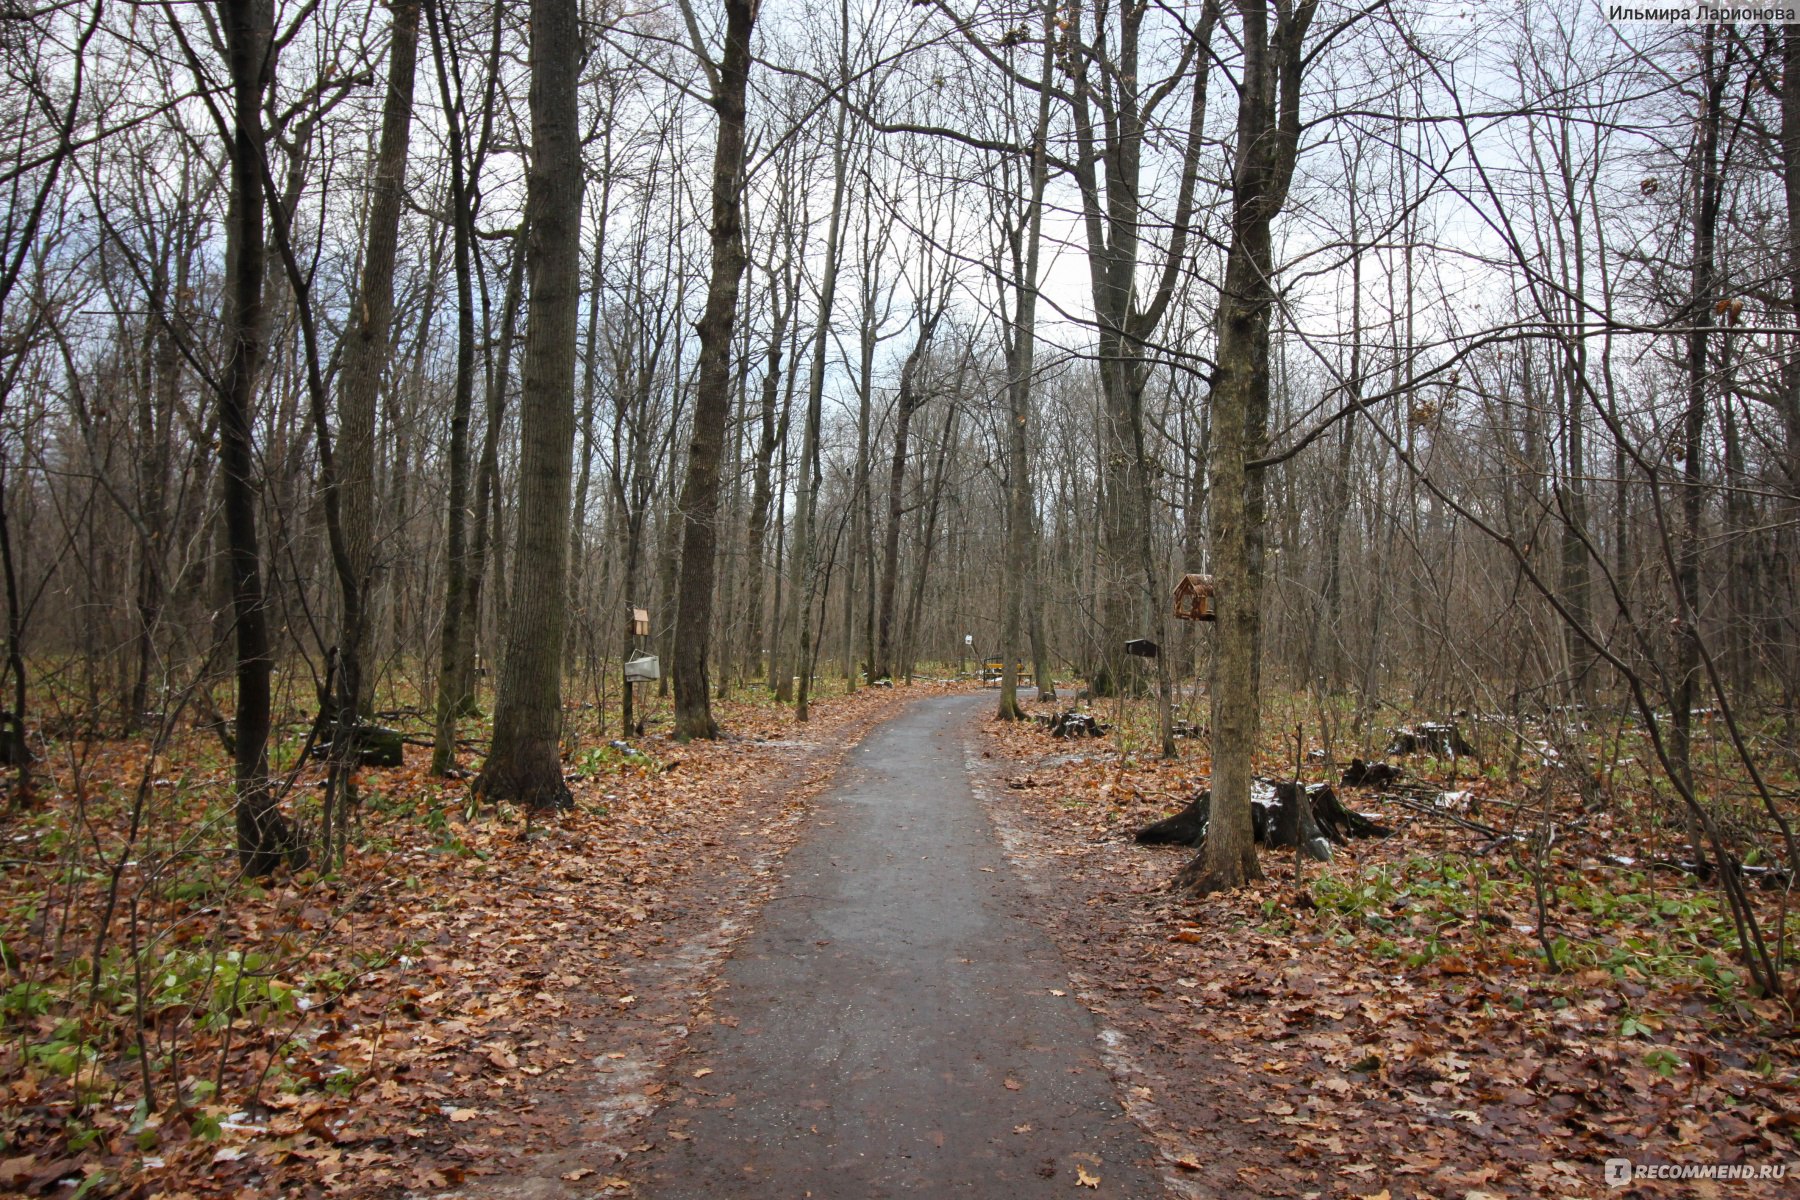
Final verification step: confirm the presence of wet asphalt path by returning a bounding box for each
[633,692,1163,1198]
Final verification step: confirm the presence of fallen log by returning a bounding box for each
[1380,791,1505,839]
[1597,853,1791,889]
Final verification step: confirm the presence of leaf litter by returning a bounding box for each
[0,684,937,1199]
[976,700,1800,1199]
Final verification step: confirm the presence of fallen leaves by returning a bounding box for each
[1075,1163,1101,1187]
[0,1158,35,1189]
[977,699,1800,1200]
[0,683,935,1200]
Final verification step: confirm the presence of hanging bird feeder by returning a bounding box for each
[1172,573,1216,622]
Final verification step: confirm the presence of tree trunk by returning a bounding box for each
[130,255,181,731]
[1181,0,1314,896]
[571,166,612,619]
[458,233,526,709]
[428,0,484,774]
[791,105,850,720]
[1320,211,1359,692]
[475,0,584,810]
[999,4,1054,721]
[0,469,32,779]
[901,402,959,680]
[873,316,943,682]
[1779,25,1800,726]
[338,0,420,723]
[219,0,299,874]
[671,0,758,740]
[745,254,793,686]
[1065,0,1212,699]
[1671,28,1726,794]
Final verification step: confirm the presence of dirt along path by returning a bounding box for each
[629,692,1165,1198]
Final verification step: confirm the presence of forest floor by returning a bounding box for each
[1,681,1797,1199]
[977,693,1800,1199]
[0,679,940,1199]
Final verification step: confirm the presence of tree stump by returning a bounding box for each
[316,723,405,768]
[1265,782,1332,860]
[1341,757,1403,787]
[1386,722,1476,758]
[1134,792,1210,844]
[1039,710,1107,738]
[1134,781,1391,852]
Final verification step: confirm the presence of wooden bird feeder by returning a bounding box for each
[631,607,650,637]
[1172,573,1216,622]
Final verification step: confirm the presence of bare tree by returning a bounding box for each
[670,0,761,740]
[1182,0,1315,896]
[995,0,1053,721]
[338,0,422,727]
[205,0,304,872]
[476,0,585,808]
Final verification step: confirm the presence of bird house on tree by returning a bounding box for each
[1172,573,1216,622]
[631,607,650,637]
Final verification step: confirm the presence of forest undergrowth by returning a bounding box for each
[0,673,935,1198]
[981,685,1800,1198]
[3,675,1797,1198]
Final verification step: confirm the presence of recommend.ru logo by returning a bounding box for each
[1605,1157,1790,1187]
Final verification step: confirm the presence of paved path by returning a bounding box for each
[633,693,1163,1197]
